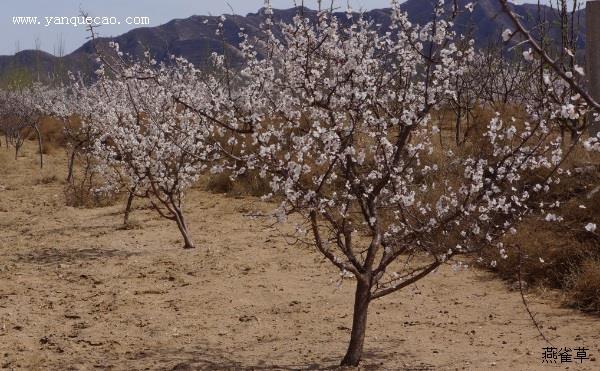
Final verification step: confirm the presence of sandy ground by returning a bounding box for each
[0,144,599,371]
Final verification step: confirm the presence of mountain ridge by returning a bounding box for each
[0,0,586,83]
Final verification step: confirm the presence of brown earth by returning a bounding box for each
[0,144,599,370]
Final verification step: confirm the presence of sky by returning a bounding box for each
[0,0,571,56]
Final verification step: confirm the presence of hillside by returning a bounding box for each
[0,0,587,83]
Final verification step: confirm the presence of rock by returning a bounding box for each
[239,315,257,322]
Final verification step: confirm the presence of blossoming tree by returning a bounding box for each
[0,83,55,168]
[59,55,217,248]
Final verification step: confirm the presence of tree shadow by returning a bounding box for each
[15,246,139,266]
[128,345,339,370]
[26,223,117,238]
[125,345,428,370]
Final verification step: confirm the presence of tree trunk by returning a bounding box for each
[123,191,135,225]
[455,108,461,146]
[34,125,43,169]
[172,204,195,249]
[341,277,372,367]
[66,149,77,183]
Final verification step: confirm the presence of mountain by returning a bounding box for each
[0,0,587,84]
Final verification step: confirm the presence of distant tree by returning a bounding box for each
[498,0,597,141]
[55,53,218,246]
[0,83,55,168]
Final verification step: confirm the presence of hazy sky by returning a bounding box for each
[0,0,571,56]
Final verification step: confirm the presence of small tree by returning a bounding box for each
[0,83,51,168]
[59,56,217,248]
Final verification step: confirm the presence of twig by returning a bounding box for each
[517,244,554,346]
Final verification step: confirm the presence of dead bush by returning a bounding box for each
[566,259,600,313]
[37,140,57,155]
[488,226,592,289]
[38,116,66,147]
[205,172,235,194]
[17,116,65,158]
[64,183,120,208]
[64,154,121,208]
[204,170,271,197]
[37,175,58,185]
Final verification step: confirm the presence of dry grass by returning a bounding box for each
[204,170,271,197]
[567,259,600,313]
[64,182,121,208]
[38,116,66,147]
[36,174,58,185]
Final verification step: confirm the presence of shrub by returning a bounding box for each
[567,259,600,313]
[38,116,65,147]
[205,172,234,194]
[37,175,58,185]
[64,182,120,208]
[205,170,271,197]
